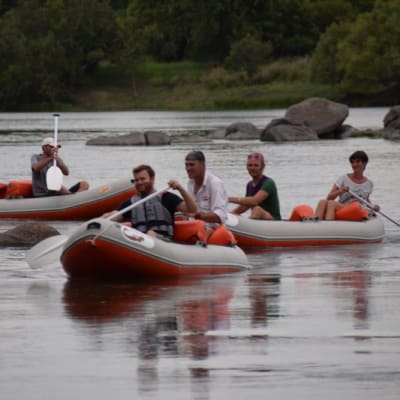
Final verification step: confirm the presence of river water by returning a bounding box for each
[1,109,399,400]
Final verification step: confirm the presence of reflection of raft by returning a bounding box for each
[61,218,250,280]
[226,213,385,248]
[0,178,136,220]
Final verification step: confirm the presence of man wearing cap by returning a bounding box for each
[228,152,281,220]
[185,150,228,231]
[31,137,89,197]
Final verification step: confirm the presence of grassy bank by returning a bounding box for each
[71,59,343,111]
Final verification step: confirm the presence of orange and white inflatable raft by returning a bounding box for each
[61,218,250,280]
[226,212,384,248]
[0,178,136,220]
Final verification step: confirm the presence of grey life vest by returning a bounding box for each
[130,194,173,237]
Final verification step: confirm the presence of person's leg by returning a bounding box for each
[315,199,328,220]
[77,180,89,192]
[250,206,273,220]
[68,181,89,194]
[325,200,343,220]
[57,185,71,195]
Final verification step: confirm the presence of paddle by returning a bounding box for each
[349,190,400,228]
[46,113,63,191]
[26,186,170,268]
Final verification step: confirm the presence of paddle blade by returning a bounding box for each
[26,234,68,269]
[46,166,63,190]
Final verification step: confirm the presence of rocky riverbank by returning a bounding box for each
[85,98,400,146]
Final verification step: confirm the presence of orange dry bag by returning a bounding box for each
[5,180,33,198]
[289,204,315,221]
[335,201,369,221]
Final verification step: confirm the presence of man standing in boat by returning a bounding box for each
[228,152,281,220]
[31,137,89,197]
[104,164,197,239]
[184,150,229,236]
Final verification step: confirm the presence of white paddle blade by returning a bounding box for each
[26,234,68,269]
[46,166,63,190]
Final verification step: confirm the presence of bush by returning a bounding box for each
[224,35,272,76]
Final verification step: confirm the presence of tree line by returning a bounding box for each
[1,0,398,110]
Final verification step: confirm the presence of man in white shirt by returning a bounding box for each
[185,151,228,230]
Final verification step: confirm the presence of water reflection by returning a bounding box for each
[62,276,247,398]
[333,270,371,330]
[248,273,281,327]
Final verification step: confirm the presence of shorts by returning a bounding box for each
[68,182,81,193]
[45,182,81,196]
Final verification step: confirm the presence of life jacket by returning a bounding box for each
[130,194,173,237]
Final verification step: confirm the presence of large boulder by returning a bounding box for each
[207,128,228,139]
[144,130,170,145]
[383,105,400,129]
[382,106,400,140]
[225,122,260,140]
[260,118,319,142]
[0,222,60,247]
[285,97,349,137]
[208,122,260,140]
[383,128,400,141]
[86,132,146,146]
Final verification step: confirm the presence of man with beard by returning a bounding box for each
[104,164,197,239]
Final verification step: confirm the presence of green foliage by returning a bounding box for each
[337,0,400,95]
[0,0,118,110]
[0,0,392,110]
[311,0,400,96]
[310,22,351,84]
[224,35,272,76]
[133,61,207,85]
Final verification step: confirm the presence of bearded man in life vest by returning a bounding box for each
[103,164,197,238]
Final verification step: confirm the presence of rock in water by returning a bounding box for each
[0,222,60,247]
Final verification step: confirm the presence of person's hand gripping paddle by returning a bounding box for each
[46,113,63,191]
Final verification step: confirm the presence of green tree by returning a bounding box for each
[337,0,400,95]
[224,35,272,76]
[310,21,351,84]
[0,0,118,109]
[312,0,400,95]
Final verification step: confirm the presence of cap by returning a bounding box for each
[247,152,265,164]
[185,150,205,162]
[41,137,61,148]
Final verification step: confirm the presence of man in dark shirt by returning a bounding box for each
[104,164,197,238]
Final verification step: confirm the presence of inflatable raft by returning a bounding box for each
[226,213,385,248]
[61,218,250,280]
[0,178,136,220]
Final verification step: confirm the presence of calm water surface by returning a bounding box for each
[1,109,399,399]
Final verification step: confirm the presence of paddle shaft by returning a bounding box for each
[53,113,59,168]
[91,186,170,242]
[349,190,400,228]
[46,113,63,191]
[108,186,170,221]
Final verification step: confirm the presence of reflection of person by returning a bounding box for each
[104,164,197,238]
[185,151,228,233]
[315,150,380,220]
[31,137,89,197]
[229,152,281,220]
